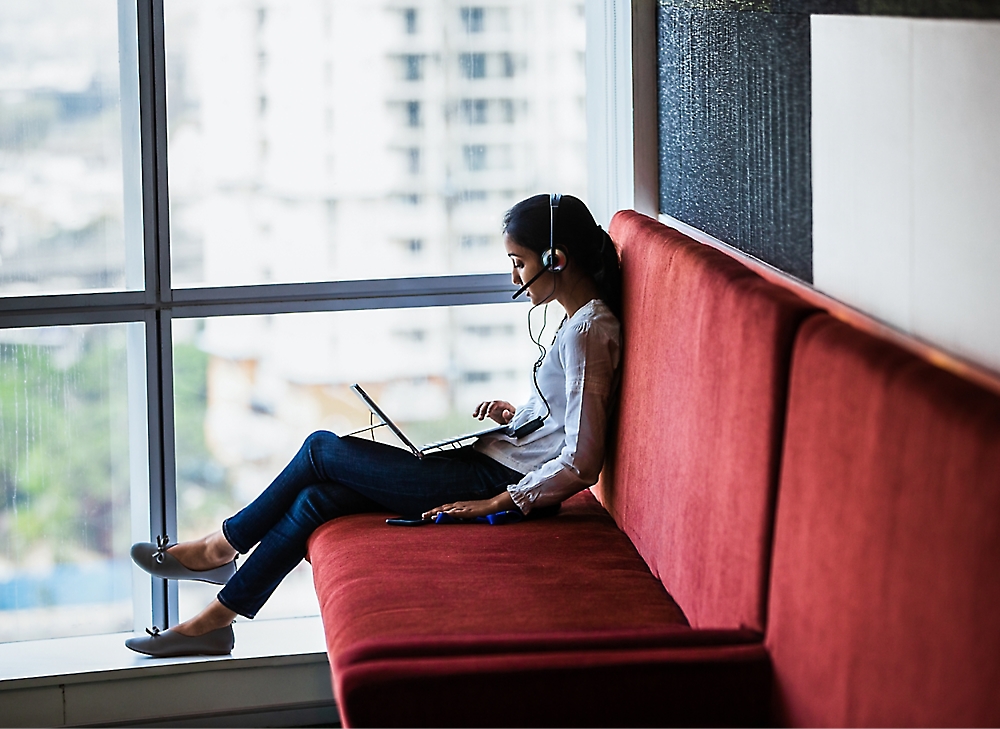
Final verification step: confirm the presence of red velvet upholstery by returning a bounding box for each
[310,491,686,654]
[311,490,770,726]
[338,640,771,728]
[598,211,815,632]
[766,315,1000,727]
[307,212,824,726]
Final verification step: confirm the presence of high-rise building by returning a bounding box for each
[167,0,586,286]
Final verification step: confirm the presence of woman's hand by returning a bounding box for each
[423,491,517,521]
[473,400,516,425]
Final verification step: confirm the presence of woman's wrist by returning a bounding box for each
[492,490,516,512]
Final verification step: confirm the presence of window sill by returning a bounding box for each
[0,616,337,727]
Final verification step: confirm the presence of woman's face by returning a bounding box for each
[505,234,551,305]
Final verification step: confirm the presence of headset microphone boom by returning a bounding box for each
[507,194,563,439]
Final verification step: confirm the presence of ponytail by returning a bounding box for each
[592,225,623,321]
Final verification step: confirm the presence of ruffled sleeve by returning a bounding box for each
[507,316,619,513]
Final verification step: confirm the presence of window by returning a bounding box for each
[460,234,493,250]
[173,306,538,620]
[499,99,515,123]
[458,189,489,203]
[0,0,141,298]
[403,8,418,34]
[459,53,516,81]
[406,100,421,127]
[164,2,583,287]
[461,7,485,33]
[500,52,516,78]
[459,52,487,79]
[1,0,587,643]
[172,304,537,539]
[462,144,511,172]
[460,99,516,125]
[464,144,488,171]
[403,54,424,81]
[0,323,144,641]
[461,98,489,124]
[392,192,421,205]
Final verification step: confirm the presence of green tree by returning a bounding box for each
[0,328,129,563]
[173,341,232,537]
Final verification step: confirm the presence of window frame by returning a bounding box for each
[0,0,655,640]
[0,0,516,634]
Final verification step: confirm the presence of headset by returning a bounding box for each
[511,193,564,300]
[507,194,563,439]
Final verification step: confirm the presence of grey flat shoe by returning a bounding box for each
[126,625,234,657]
[131,536,236,585]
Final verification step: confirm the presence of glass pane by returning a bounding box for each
[173,301,555,620]
[0,1,143,297]
[0,323,145,641]
[164,0,587,287]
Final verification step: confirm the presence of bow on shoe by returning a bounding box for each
[145,626,162,638]
[153,535,170,564]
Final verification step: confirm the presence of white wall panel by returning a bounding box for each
[812,16,913,330]
[812,16,1000,372]
[910,21,1000,367]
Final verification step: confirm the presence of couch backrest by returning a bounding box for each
[766,314,1000,726]
[597,211,814,632]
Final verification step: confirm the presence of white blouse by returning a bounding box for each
[474,299,621,514]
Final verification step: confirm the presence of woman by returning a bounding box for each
[126,194,622,657]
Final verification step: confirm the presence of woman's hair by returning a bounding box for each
[502,194,623,319]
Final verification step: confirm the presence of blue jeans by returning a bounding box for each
[216,431,522,618]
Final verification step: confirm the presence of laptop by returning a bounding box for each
[348,383,510,458]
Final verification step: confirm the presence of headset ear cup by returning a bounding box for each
[542,248,567,272]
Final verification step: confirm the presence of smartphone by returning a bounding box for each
[385,516,431,526]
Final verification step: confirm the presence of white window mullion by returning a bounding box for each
[586,0,658,225]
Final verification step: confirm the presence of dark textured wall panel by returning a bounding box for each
[660,0,1000,17]
[774,0,1000,16]
[658,7,812,281]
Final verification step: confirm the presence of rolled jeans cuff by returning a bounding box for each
[221,517,248,555]
[216,588,255,620]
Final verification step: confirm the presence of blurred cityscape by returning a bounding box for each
[0,0,133,296]
[166,0,586,286]
[0,0,586,640]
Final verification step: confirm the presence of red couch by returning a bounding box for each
[766,314,1000,726]
[308,211,1000,727]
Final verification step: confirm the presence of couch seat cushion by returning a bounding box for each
[308,489,689,664]
[308,489,773,726]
